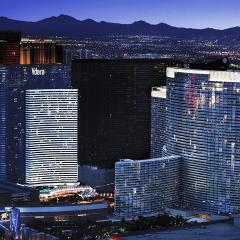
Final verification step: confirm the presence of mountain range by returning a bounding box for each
[0,15,240,40]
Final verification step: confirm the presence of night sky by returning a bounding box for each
[1,0,240,29]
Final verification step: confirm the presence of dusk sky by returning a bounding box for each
[1,0,240,29]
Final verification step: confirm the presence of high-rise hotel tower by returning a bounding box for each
[0,65,77,186]
[165,68,240,213]
[26,89,78,186]
[72,59,184,188]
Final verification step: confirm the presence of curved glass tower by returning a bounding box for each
[115,155,180,218]
[165,68,240,213]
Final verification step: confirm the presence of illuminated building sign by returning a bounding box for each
[31,68,46,76]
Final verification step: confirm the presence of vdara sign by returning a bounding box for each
[31,68,46,76]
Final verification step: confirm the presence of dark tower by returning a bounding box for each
[0,31,21,64]
[72,59,183,188]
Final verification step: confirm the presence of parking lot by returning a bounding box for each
[125,223,240,240]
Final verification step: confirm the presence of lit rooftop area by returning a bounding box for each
[167,67,240,82]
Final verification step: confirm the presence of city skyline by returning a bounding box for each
[1,1,240,238]
[1,0,240,29]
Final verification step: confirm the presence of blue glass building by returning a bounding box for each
[10,207,21,239]
[165,68,240,213]
[0,65,71,183]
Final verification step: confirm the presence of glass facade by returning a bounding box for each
[0,65,71,183]
[151,87,166,158]
[6,65,27,183]
[10,207,21,239]
[0,67,8,180]
[72,59,184,188]
[115,155,180,218]
[26,89,78,186]
[165,68,240,213]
